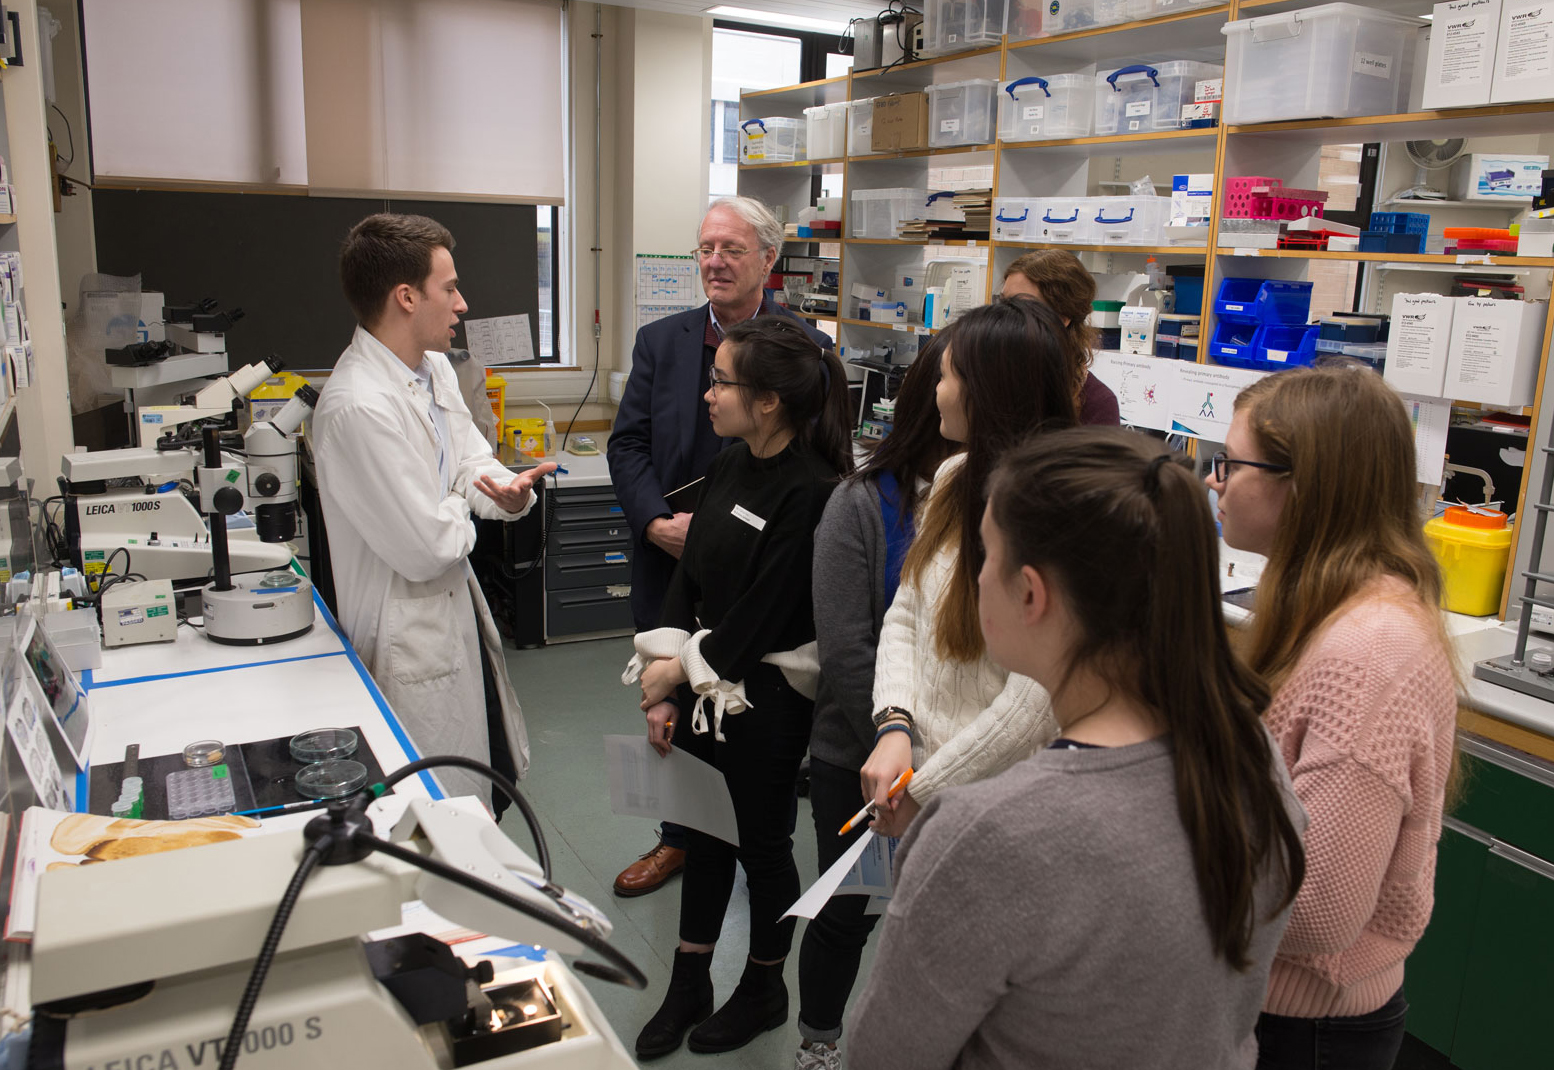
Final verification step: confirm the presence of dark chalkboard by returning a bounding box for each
[91,190,542,371]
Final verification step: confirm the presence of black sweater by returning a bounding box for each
[659,439,838,687]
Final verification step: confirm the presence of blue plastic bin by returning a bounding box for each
[1367,211,1429,235]
[1210,319,1260,363]
[1213,278,1313,325]
[1358,231,1425,254]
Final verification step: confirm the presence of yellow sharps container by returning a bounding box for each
[1423,506,1513,616]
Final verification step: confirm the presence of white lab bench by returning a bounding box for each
[76,588,445,808]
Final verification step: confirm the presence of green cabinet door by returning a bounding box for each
[1449,841,1554,1070]
[1404,820,1491,1056]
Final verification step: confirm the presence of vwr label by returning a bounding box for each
[83,1017,323,1070]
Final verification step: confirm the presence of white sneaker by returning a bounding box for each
[794,1041,842,1070]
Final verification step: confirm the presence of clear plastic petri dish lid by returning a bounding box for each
[289,727,360,764]
[294,759,369,800]
[183,739,226,768]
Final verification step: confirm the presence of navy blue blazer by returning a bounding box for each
[608,297,833,631]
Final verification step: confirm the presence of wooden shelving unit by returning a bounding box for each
[738,0,1554,623]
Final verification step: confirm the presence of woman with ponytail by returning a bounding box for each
[1209,365,1458,1070]
[849,428,1306,1070]
[625,314,852,1060]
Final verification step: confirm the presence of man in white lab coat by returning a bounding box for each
[310,213,554,808]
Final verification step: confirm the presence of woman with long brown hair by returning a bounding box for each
[848,428,1305,1070]
[859,294,1077,834]
[1001,249,1119,425]
[1207,364,1458,1070]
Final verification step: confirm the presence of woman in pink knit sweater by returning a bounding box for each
[1207,364,1459,1070]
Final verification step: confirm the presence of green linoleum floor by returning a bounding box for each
[500,637,876,1069]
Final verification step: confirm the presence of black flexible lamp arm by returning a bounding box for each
[358,831,647,989]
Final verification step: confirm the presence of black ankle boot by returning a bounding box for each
[636,949,714,1060]
[687,957,788,1054]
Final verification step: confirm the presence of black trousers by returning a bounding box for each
[1255,988,1409,1070]
[674,664,813,961]
[478,637,516,820]
[796,756,882,1042]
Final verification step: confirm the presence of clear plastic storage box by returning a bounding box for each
[1033,196,1096,244]
[1094,60,1222,135]
[993,197,1041,240]
[1095,0,1156,27]
[924,0,1009,55]
[998,74,1094,141]
[739,116,805,163]
[928,78,999,148]
[804,103,849,161]
[851,188,931,239]
[1221,3,1425,125]
[1091,195,1169,245]
[847,98,879,156]
[1042,0,1097,34]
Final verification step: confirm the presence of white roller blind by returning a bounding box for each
[82,0,565,202]
[300,0,565,203]
[83,0,308,186]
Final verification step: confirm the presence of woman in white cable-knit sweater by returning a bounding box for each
[861,295,1080,835]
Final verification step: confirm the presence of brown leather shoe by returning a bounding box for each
[614,842,686,897]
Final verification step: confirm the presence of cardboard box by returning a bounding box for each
[1425,0,1502,108]
[1445,297,1547,406]
[1451,152,1548,199]
[1119,306,1158,356]
[1384,292,1455,398]
[1491,0,1554,102]
[871,92,929,153]
[1171,174,1214,227]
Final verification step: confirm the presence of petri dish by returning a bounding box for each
[295,759,369,800]
[289,727,359,764]
[183,739,225,767]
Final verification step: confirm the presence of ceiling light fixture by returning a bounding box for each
[704,5,851,33]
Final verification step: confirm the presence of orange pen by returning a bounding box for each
[838,768,914,836]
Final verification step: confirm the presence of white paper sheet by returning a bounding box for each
[1090,351,1174,432]
[782,831,901,920]
[783,831,876,920]
[464,314,534,365]
[603,734,740,846]
[1403,393,1453,486]
[1169,362,1266,441]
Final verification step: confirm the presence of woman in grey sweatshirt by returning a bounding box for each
[849,428,1307,1070]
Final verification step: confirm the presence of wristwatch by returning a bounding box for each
[872,706,913,728]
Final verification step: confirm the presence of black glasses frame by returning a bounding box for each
[708,367,747,391]
[1211,451,1291,482]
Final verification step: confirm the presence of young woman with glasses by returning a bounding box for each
[626,315,853,1060]
[1206,364,1459,1070]
[849,428,1306,1070]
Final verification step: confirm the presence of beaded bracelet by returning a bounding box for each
[874,722,913,745]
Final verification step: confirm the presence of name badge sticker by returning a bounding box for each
[731,504,767,531]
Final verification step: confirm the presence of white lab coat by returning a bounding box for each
[310,326,532,802]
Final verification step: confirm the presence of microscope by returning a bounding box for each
[26,777,644,1069]
[60,366,320,644]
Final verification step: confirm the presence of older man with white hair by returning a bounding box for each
[607,196,834,900]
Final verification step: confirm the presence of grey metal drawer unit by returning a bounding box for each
[547,586,633,636]
[546,484,634,638]
[554,487,627,528]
